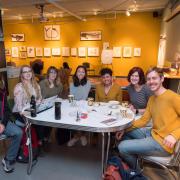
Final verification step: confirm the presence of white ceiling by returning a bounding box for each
[0,0,169,20]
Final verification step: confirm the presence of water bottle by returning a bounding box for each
[55,101,61,120]
[30,95,36,117]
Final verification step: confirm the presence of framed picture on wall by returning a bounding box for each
[113,47,122,57]
[71,48,77,56]
[62,47,70,56]
[27,47,35,58]
[44,25,60,40]
[80,31,101,41]
[19,51,27,59]
[78,47,86,57]
[5,48,11,56]
[19,46,26,51]
[87,47,99,57]
[123,47,132,58]
[134,48,141,57]
[44,48,51,57]
[11,47,19,58]
[35,47,43,57]
[52,48,61,56]
[11,34,25,42]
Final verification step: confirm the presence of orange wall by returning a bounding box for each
[3,12,161,76]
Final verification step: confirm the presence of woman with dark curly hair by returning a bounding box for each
[95,68,122,102]
[67,65,91,147]
[127,67,152,115]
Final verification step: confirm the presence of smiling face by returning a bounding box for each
[102,73,113,86]
[48,69,57,82]
[21,66,32,81]
[130,71,140,85]
[76,67,86,80]
[146,71,164,92]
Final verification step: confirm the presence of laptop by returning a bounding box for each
[36,95,57,113]
[25,95,57,114]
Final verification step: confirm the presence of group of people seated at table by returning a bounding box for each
[0,63,179,175]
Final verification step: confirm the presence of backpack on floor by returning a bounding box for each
[104,156,147,180]
[17,127,39,163]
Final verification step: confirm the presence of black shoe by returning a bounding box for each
[2,158,14,173]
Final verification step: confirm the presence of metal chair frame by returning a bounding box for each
[139,141,180,180]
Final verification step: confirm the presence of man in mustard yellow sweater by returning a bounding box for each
[116,67,180,169]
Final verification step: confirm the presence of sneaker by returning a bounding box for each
[2,158,14,173]
[80,136,88,146]
[67,137,79,147]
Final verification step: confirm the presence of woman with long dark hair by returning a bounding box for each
[67,65,91,147]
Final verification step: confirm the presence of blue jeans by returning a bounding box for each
[118,128,170,169]
[3,121,22,161]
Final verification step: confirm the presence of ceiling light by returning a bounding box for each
[126,10,131,16]
[1,9,4,15]
[93,11,98,15]
[53,13,56,18]
[59,13,63,18]
[18,15,22,20]
[82,18,87,22]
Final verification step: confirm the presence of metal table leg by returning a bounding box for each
[105,132,111,168]
[25,120,33,175]
[101,132,105,175]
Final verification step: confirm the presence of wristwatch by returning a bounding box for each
[136,109,139,114]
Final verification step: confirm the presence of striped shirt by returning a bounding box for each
[127,84,153,109]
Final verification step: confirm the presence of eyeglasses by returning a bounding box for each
[22,70,32,74]
[49,71,57,74]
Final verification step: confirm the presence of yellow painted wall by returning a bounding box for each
[3,12,161,76]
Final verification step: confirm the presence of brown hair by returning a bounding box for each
[46,66,60,87]
[127,67,146,85]
[146,66,164,78]
[19,65,41,100]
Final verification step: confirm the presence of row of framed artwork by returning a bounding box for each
[5,46,141,58]
[11,26,102,42]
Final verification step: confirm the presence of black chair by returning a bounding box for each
[82,62,95,76]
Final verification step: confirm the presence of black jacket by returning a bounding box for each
[0,89,13,127]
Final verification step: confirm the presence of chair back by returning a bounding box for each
[170,140,180,166]
[83,62,90,69]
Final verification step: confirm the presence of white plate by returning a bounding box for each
[100,102,107,106]
[109,104,120,109]
[108,101,119,105]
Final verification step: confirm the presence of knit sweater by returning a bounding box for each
[130,90,180,153]
[95,83,122,102]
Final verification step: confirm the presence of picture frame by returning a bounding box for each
[5,48,11,56]
[27,47,35,58]
[78,47,86,57]
[123,47,132,58]
[134,48,141,57]
[44,48,51,57]
[52,48,61,56]
[19,51,27,59]
[87,47,99,57]
[71,48,77,56]
[11,47,19,58]
[80,31,101,41]
[44,25,60,40]
[35,47,43,57]
[11,34,25,42]
[19,46,26,51]
[62,47,70,57]
[113,47,122,58]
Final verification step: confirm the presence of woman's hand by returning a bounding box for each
[0,124,5,134]
[115,130,125,141]
[129,104,136,113]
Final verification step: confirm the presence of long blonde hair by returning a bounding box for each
[19,65,41,100]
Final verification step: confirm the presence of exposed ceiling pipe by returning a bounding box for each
[46,0,85,21]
